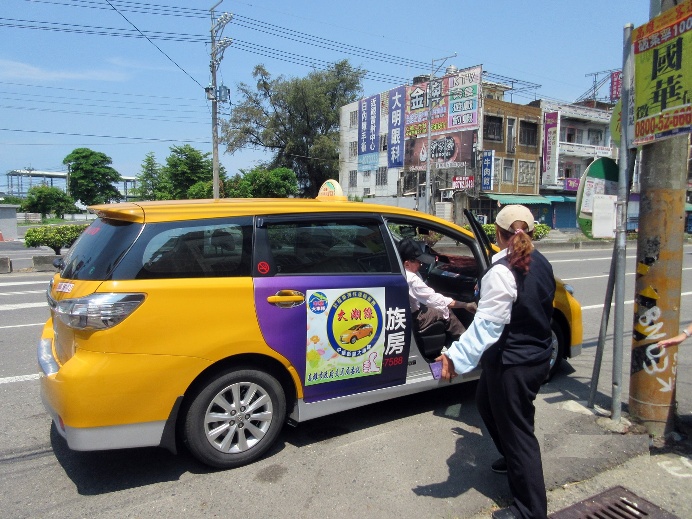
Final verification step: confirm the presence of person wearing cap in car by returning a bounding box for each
[437,205,555,519]
[397,237,476,343]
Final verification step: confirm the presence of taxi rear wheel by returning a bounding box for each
[183,369,286,469]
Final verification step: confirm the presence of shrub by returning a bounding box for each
[463,222,551,243]
[24,224,89,255]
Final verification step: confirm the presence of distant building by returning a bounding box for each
[338,67,617,229]
[5,169,138,202]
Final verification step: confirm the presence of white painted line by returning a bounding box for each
[0,281,50,287]
[0,374,40,384]
[550,255,637,263]
[0,323,44,330]
[0,302,47,311]
[581,291,692,311]
[562,267,692,281]
[0,290,47,296]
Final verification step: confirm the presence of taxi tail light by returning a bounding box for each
[55,293,145,330]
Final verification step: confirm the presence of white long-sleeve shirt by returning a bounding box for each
[405,269,453,319]
[444,248,517,374]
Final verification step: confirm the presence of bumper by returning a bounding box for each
[38,333,210,452]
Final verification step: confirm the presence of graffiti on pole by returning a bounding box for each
[631,254,677,393]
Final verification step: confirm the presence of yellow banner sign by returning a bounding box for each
[632,0,692,145]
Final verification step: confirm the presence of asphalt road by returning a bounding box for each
[0,246,690,518]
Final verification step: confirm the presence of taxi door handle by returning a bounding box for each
[267,290,305,308]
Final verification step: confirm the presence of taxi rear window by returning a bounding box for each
[59,218,143,280]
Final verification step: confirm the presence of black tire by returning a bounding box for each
[547,319,566,381]
[350,335,357,344]
[184,369,286,469]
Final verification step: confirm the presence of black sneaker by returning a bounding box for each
[491,457,507,474]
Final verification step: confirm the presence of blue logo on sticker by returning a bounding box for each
[308,292,328,314]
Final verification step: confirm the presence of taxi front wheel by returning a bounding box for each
[183,368,286,469]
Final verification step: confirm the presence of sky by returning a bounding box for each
[0,0,651,193]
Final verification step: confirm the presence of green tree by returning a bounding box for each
[63,148,122,205]
[0,194,23,206]
[187,180,214,199]
[133,152,172,201]
[162,145,225,200]
[22,185,77,219]
[221,60,365,197]
[224,167,298,198]
[24,224,88,254]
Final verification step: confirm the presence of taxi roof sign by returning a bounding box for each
[316,179,347,201]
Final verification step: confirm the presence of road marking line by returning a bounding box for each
[0,323,44,329]
[0,374,40,384]
[562,267,692,281]
[0,290,47,296]
[0,302,47,311]
[581,291,692,311]
[0,281,50,287]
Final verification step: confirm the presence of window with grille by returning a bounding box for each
[379,134,387,151]
[484,116,503,142]
[349,110,358,128]
[518,161,536,186]
[349,170,357,188]
[502,159,514,183]
[519,121,538,147]
[376,167,388,186]
[349,141,357,158]
[588,129,603,145]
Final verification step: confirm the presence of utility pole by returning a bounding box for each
[423,53,456,214]
[208,2,233,200]
[629,0,690,437]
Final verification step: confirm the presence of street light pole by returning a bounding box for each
[208,2,232,200]
[423,53,456,214]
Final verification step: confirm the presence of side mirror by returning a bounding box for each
[52,257,64,270]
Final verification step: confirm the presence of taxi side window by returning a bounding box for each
[267,221,394,274]
[114,218,253,279]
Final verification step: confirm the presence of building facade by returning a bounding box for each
[338,69,617,228]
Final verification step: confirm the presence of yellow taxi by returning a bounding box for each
[38,181,582,469]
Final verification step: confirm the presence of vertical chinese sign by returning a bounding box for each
[358,94,380,171]
[632,0,692,145]
[543,111,560,185]
[481,150,494,191]
[387,86,405,169]
[610,70,623,103]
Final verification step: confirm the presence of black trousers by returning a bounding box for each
[477,350,550,519]
[414,305,465,342]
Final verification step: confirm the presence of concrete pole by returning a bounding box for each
[629,0,688,437]
[209,2,221,200]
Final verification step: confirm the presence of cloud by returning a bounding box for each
[106,57,176,72]
[0,59,129,82]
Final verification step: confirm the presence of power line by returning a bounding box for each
[102,0,204,89]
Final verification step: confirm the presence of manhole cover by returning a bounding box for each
[549,485,679,518]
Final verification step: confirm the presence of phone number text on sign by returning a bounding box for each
[452,176,474,190]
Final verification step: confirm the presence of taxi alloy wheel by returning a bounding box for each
[184,369,286,469]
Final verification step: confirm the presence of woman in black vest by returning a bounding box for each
[438,204,555,519]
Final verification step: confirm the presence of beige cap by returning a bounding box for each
[495,204,535,232]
